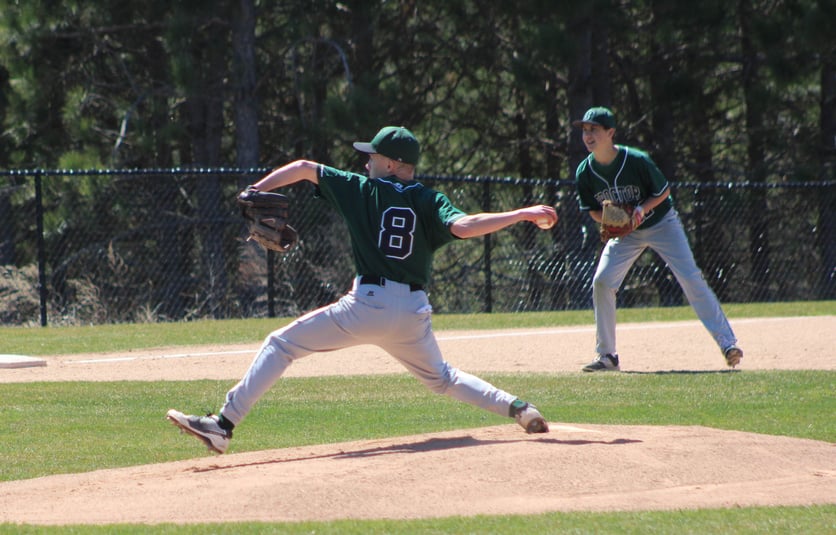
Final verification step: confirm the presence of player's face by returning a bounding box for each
[365,153,392,178]
[581,124,614,152]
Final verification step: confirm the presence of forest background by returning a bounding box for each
[0,0,833,324]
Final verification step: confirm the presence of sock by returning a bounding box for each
[217,414,235,432]
[509,399,528,417]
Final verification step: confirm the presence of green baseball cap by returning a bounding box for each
[353,126,420,165]
[572,107,616,129]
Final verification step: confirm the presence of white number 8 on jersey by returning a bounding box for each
[379,207,416,259]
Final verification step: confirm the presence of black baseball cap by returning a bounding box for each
[572,107,616,129]
[353,126,420,165]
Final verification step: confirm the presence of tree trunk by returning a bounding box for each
[819,53,836,298]
[648,3,684,306]
[0,65,13,265]
[514,90,542,309]
[567,7,610,309]
[146,36,190,320]
[232,0,259,183]
[182,18,229,318]
[739,0,772,301]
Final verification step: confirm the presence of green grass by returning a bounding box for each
[1,300,833,356]
[1,373,834,533]
[1,301,834,533]
[4,505,836,534]
[2,372,834,483]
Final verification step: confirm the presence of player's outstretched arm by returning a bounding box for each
[252,160,320,191]
[450,205,557,239]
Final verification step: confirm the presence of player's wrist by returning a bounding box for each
[633,204,645,228]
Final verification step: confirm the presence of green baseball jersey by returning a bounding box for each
[576,145,672,229]
[316,165,466,286]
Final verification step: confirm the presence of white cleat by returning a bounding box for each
[514,403,549,434]
[166,409,231,454]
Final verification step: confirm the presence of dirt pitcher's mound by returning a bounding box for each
[1,424,833,525]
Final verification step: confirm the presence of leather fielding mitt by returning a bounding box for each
[237,186,298,252]
[600,200,635,242]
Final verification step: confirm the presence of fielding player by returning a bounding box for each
[573,107,743,372]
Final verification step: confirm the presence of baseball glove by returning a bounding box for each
[237,186,298,252]
[599,200,635,242]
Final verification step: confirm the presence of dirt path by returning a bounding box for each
[1,316,834,525]
[4,316,834,383]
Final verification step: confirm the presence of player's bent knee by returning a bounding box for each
[262,335,304,366]
[421,376,450,394]
[415,367,454,395]
[593,275,619,293]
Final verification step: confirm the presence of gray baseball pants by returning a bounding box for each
[220,277,516,425]
[593,209,737,356]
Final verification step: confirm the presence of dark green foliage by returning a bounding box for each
[0,0,826,179]
[0,1,832,324]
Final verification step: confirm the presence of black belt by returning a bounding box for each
[359,275,424,292]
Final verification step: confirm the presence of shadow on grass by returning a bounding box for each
[623,369,741,375]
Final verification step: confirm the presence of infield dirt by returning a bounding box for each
[1,316,834,525]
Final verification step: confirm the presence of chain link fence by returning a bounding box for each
[1,169,834,326]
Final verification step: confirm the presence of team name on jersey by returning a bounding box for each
[594,185,642,205]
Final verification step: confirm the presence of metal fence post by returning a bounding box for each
[267,250,275,318]
[482,180,492,313]
[35,172,48,327]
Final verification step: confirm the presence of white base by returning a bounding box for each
[0,354,47,368]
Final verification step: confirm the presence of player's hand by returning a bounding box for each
[527,205,557,230]
[632,205,645,228]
